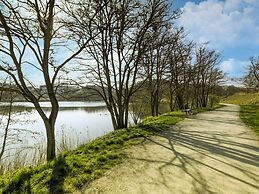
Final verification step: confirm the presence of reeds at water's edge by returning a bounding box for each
[0,129,89,174]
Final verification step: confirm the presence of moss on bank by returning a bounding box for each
[0,111,185,193]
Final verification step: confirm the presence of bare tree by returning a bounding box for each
[192,45,223,108]
[0,0,95,161]
[250,57,259,82]
[141,9,180,116]
[143,27,169,116]
[0,79,13,161]
[167,32,193,110]
[244,57,259,90]
[67,0,169,129]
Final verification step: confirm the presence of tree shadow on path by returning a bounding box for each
[132,108,259,193]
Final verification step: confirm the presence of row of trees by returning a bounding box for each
[131,33,223,119]
[244,57,259,90]
[0,0,224,161]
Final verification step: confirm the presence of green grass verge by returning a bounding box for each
[0,111,185,194]
[191,104,225,115]
[240,105,259,136]
[222,92,259,136]
[222,92,259,105]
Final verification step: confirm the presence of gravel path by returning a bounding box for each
[82,104,259,194]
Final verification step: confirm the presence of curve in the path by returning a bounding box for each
[82,104,259,194]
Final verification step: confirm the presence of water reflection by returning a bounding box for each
[0,101,114,165]
[0,101,106,108]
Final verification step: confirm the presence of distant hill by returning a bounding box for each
[0,85,103,102]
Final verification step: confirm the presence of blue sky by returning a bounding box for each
[172,0,259,81]
[2,0,258,86]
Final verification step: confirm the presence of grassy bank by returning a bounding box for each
[240,105,259,135]
[222,92,259,105]
[222,92,259,136]
[191,104,224,115]
[0,111,185,193]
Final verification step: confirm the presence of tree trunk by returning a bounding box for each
[169,84,174,111]
[176,93,184,109]
[116,113,126,130]
[154,94,159,116]
[0,96,12,160]
[124,102,129,128]
[44,120,56,161]
[107,103,128,130]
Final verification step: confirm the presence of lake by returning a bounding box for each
[0,101,120,166]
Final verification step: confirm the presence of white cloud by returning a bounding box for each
[220,58,249,76]
[178,0,259,49]
[220,58,235,73]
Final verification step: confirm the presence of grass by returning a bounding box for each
[0,111,185,194]
[222,92,259,105]
[142,111,185,130]
[240,105,259,136]
[191,104,225,115]
[222,92,259,136]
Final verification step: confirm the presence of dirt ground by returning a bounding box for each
[81,104,259,194]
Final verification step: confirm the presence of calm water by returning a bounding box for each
[0,101,117,163]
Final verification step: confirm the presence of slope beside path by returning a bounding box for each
[82,104,259,194]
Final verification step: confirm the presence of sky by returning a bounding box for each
[1,0,258,86]
[172,0,259,82]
